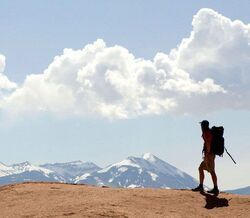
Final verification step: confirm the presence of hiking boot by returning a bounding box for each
[207,187,219,195]
[192,185,204,192]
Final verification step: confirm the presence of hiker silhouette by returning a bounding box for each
[192,120,219,195]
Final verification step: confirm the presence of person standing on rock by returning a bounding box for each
[192,120,219,195]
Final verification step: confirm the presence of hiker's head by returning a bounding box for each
[200,120,209,130]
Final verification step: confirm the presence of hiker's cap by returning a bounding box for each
[199,120,209,126]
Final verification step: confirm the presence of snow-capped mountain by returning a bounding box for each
[0,162,65,185]
[225,186,250,195]
[0,161,52,177]
[0,162,16,177]
[0,154,199,189]
[11,161,52,175]
[75,153,199,189]
[1,155,248,193]
[40,161,101,182]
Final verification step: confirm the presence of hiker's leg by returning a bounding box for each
[199,166,204,184]
[192,163,204,191]
[208,171,219,195]
[210,171,217,187]
[208,154,217,187]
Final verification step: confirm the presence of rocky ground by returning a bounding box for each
[0,182,250,217]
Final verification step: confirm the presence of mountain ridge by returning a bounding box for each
[0,154,249,194]
[75,153,199,189]
[225,186,250,195]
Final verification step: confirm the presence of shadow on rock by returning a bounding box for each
[201,192,230,209]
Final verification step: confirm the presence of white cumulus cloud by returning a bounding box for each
[0,54,5,73]
[1,8,250,119]
[171,8,250,112]
[0,54,17,91]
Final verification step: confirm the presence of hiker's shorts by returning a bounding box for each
[199,154,215,173]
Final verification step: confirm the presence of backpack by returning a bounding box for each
[211,126,225,156]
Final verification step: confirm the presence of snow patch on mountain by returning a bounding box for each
[118,167,128,173]
[143,153,157,162]
[98,159,140,173]
[75,173,91,182]
[148,171,158,181]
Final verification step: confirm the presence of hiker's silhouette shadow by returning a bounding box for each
[201,192,230,209]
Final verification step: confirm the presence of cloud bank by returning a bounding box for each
[0,55,17,91]
[0,8,250,119]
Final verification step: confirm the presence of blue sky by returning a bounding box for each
[0,0,250,189]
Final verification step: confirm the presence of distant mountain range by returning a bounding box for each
[0,154,249,194]
[225,186,250,195]
[1,154,198,189]
[75,153,198,189]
